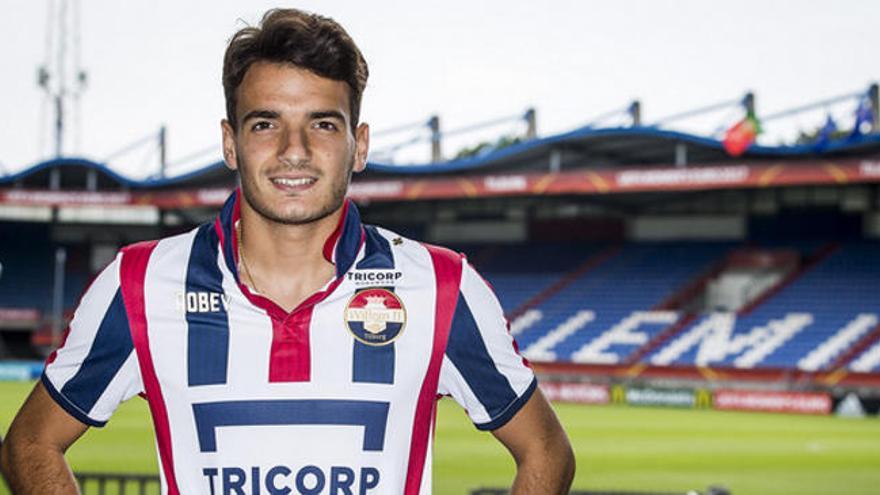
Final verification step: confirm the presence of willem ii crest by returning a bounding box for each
[344,288,407,346]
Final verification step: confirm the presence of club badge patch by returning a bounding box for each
[344,288,406,346]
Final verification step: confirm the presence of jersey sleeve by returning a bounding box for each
[437,260,537,430]
[42,252,143,427]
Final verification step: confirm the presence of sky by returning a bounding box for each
[0,0,878,179]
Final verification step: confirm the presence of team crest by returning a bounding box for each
[344,288,406,346]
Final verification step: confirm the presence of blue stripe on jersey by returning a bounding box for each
[356,225,394,270]
[218,191,239,281]
[192,399,390,452]
[353,344,395,384]
[475,377,537,431]
[186,223,230,387]
[335,202,364,278]
[58,288,133,424]
[446,294,518,422]
[41,373,107,427]
[352,226,395,384]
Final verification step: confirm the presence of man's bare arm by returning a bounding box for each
[492,387,575,495]
[0,381,89,494]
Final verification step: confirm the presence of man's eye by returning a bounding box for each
[251,121,273,131]
[315,121,338,131]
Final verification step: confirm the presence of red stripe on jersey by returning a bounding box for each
[322,199,351,263]
[119,240,180,495]
[44,326,72,366]
[404,245,463,495]
[268,311,313,382]
[266,275,347,382]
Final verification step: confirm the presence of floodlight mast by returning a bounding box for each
[37,0,87,158]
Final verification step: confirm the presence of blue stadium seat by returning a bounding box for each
[495,242,733,363]
[648,241,880,370]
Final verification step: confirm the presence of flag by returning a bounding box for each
[723,110,762,156]
[848,97,875,140]
[813,115,837,151]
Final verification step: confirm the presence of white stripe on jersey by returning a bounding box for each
[460,261,534,398]
[218,244,274,391]
[437,261,536,427]
[46,254,124,392]
[89,351,143,423]
[438,354,493,423]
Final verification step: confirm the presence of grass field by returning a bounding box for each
[1,381,879,494]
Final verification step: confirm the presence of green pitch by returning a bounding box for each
[2,381,880,495]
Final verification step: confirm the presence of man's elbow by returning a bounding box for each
[0,434,13,483]
[551,434,576,490]
[521,431,575,492]
[559,440,576,488]
[1,428,37,482]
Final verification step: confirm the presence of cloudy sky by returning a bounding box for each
[1,0,877,178]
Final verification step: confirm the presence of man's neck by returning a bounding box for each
[237,203,341,313]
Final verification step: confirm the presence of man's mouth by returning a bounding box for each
[270,176,317,191]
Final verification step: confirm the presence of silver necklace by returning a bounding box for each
[237,224,261,294]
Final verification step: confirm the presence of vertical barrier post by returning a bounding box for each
[159,125,167,178]
[868,83,879,131]
[524,108,537,139]
[428,115,441,162]
[629,100,642,126]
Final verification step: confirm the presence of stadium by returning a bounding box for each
[2,3,880,495]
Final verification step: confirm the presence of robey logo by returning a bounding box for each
[176,291,230,314]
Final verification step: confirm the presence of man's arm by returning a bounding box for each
[492,387,575,495]
[0,381,90,494]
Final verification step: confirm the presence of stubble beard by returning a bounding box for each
[238,154,354,226]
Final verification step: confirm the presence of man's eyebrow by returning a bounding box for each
[310,110,346,121]
[241,109,280,123]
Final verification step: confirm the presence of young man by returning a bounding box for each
[0,9,574,494]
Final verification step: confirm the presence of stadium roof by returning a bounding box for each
[2,127,879,190]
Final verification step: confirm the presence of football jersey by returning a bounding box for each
[43,189,536,495]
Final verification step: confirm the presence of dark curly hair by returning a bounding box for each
[222,8,369,132]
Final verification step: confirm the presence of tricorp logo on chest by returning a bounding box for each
[346,269,403,287]
[344,288,406,346]
[176,291,230,314]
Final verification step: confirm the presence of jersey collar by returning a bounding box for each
[214,188,365,284]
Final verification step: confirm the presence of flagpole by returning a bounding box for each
[869,83,879,131]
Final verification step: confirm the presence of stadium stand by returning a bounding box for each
[504,242,734,363]
[850,340,880,373]
[0,222,91,312]
[464,242,607,311]
[647,241,880,371]
[0,222,55,310]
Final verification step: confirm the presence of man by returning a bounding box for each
[0,8,574,494]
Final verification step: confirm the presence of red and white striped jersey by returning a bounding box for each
[43,190,536,495]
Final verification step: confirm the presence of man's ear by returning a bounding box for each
[353,122,370,173]
[221,119,238,171]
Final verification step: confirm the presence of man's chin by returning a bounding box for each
[241,184,345,226]
[255,203,342,226]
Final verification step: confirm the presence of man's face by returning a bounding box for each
[222,61,369,225]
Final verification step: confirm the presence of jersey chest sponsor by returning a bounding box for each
[203,464,380,495]
[177,291,230,314]
[345,269,403,287]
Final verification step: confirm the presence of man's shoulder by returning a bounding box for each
[366,224,462,258]
[119,223,208,260]
[364,223,466,277]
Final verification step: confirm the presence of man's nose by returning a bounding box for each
[278,125,311,165]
